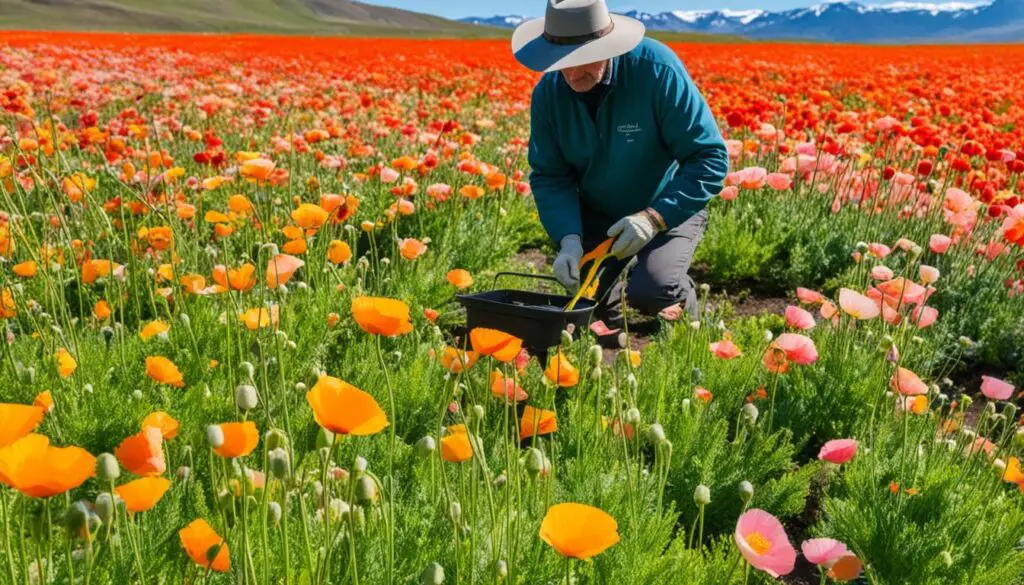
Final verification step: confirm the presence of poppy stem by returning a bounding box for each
[373,334,397,585]
[564,556,571,584]
[2,490,17,585]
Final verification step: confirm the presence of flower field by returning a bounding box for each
[1,31,1024,585]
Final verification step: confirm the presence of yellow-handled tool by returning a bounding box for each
[565,237,615,311]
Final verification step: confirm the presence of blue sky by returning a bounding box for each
[363,0,812,19]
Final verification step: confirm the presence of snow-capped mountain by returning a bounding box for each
[460,15,530,28]
[461,0,1024,42]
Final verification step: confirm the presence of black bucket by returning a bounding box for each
[456,272,597,362]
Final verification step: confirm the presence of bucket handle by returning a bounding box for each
[492,271,561,290]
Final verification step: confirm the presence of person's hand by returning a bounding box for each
[607,212,659,258]
[552,235,584,293]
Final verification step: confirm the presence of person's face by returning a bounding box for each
[561,60,609,93]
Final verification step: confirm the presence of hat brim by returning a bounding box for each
[511,14,645,73]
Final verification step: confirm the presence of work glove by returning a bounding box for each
[552,235,584,293]
[608,212,659,259]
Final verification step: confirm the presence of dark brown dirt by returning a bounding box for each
[513,247,550,272]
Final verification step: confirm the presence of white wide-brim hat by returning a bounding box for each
[511,0,645,73]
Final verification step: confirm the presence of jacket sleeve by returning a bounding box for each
[649,61,729,230]
[527,82,582,244]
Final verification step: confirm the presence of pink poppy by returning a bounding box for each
[818,439,857,464]
[893,237,916,252]
[766,173,792,191]
[796,287,825,305]
[801,538,849,567]
[876,277,926,307]
[266,254,304,289]
[867,243,891,259]
[820,301,838,320]
[709,338,743,359]
[379,167,400,183]
[881,302,902,325]
[738,167,768,189]
[774,333,818,365]
[918,265,940,285]
[720,186,739,201]
[929,233,951,254]
[784,306,815,331]
[890,367,928,396]
[870,266,894,281]
[980,375,1015,401]
[426,183,452,202]
[838,288,880,320]
[911,306,938,328]
[734,509,796,578]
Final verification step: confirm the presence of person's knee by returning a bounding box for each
[625,265,678,311]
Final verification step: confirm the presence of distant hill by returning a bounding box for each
[464,0,1024,42]
[0,0,501,36]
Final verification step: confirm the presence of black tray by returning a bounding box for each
[456,272,597,362]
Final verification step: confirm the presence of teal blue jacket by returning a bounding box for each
[528,38,729,242]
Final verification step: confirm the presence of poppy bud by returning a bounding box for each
[415,436,436,458]
[316,428,335,450]
[690,320,701,330]
[471,404,485,423]
[268,501,282,527]
[178,313,191,328]
[132,389,143,401]
[217,489,234,512]
[958,336,974,348]
[626,373,637,390]
[589,345,603,368]
[95,453,120,483]
[420,562,445,585]
[206,425,225,448]
[295,382,307,393]
[646,423,666,445]
[235,385,259,411]
[356,476,378,506]
[909,245,923,260]
[239,361,255,379]
[64,501,95,540]
[741,403,759,426]
[694,485,711,506]
[264,429,289,451]
[939,551,953,567]
[497,559,508,578]
[493,472,507,488]
[984,401,997,416]
[591,366,603,380]
[524,448,545,477]
[739,480,754,504]
[763,330,773,342]
[177,466,191,483]
[1014,428,1024,449]
[269,448,291,480]
[354,456,368,473]
[15,362,34,385]
[616,332,627,348]
[855,241,868,252]
[625,407,641,425]
[681,399,691,413]
[101,326,115,346]
[560,329,572,348]
[94,493,117,525]
[449,502,462,525]
[993,458,1007,475]
[699,283,710,294]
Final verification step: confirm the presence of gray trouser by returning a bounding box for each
[581,209,708,327]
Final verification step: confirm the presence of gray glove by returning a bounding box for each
[552,235,584,293]
[608,212,658,259]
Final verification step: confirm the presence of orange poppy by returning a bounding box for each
[179,519,230,572]
[440,430,474,463]
[439,346,478,373]
[305,375,388,436]
[351,297,413,336]
[212,263,256,292]
[327,240,352,265]
[55,348,77,378]
[81,259,122,284]
[240,305,280,330]
[828,554,863,581]
[0,403,44,447]
[520,406,557,440]
[544,351,579,387]
[139,320,170,340]
[116,477,171,513]
[12,261,37,278]
[0,288,16,318]
[115,427,166,477]
[213,422,259,459]
[489,370,528,402]
[93,299,112,320]
[399,238,427,260]
[0,434,95,498]
[539,503,620,560]
[469,328,523,363]
[459,185,485,199]
[142,411,179,440]
[146,356,184,388]
[228,194,254,214]
[266,254,304,288]
[291,203,328,230]
[446,269,473,289]
[239,157,275,182]
[32,391,53,413]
